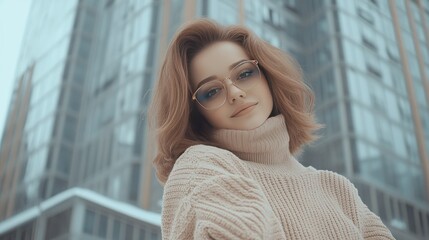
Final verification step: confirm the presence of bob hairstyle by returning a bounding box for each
[149,19,322,184]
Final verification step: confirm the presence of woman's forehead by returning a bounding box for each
[189,41,250,86]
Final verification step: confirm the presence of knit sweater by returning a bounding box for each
[161,115,395,239]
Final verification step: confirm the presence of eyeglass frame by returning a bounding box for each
[191,59,260,110]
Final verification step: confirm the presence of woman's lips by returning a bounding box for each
[231,103,258,117]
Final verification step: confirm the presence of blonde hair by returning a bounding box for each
[149,19,322,184]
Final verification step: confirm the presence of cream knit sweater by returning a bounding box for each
[161,115,395,239]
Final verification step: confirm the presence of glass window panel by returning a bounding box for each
[63,114,77,142]
[129,163,140,202]
[385,157,398,188]
[3,230,17,240]
[352,105,364,136]
[111,174,122,199]
[348,72,359,100]
[365,109,377,142]
[20,222,34,240]
[52,177,68,196]
[112,219,121,240]
[337,0,355,13]
[125,224,134,239]
[394,160,410,195]
[406,204,417,234]
[149,163,164,212]
[151,231,159,240]
[343,40,356,66]
[390,200,407,230]
[69,87,82,112]
[58,144,72,174]
[410,166,425,201]
[376,190,387,220]
[46,208,71,239]
[418,211,426,237]
[139,228,146,240]
[356,140,368,161]
[360,145,384,182]
[119,117,136,147]
[82,12,95,35]
[84,209,96,234]
[361,26,378,52]
[391,126,406,158]
[358,76,371,106]
[405,131,419,164]
[97,214,108,238]
[357,7,374,25]
[385,90,399,121]
[23,147,48,184]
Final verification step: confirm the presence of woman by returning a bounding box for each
[149,19,394,239]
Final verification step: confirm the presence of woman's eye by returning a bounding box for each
[205,88,221,99]
[238,70,253,80]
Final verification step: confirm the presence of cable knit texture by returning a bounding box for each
[161,115,395,239]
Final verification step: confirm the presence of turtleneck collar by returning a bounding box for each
[212,115,304,168]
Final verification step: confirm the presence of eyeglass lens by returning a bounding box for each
[195,61,260,109]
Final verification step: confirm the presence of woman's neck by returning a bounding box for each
[212,115,299,165]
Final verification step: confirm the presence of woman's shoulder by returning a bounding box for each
[311,169,361,199]
[165,144,252,193]
[319,169,355,185]
[181,144,230,156]
[177,144,239,164]
[172,144,249,176]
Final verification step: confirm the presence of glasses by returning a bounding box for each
[192,60,261,110]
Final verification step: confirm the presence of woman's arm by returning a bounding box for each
[354,193,395,239]
[336,175,395,240]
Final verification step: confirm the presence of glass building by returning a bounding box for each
[0,0,163,238]
[1,0,429,239]
[300,1,429,238]
[0,0,81,221]
[0,188,161,240]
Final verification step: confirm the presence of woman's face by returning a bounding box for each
[190,41,273,130]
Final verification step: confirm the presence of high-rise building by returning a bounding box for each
[299,0,429,238]
[1,0,428,239]
[0,0,164,238]
[0,0,79,218]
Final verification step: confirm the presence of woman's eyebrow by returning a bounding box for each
[228,59,247,70]
[196,59,247,89]
[196,76,218,89]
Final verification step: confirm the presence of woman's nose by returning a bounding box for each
[225,78,246,104]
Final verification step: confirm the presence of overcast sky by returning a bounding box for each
[0,0,32,144]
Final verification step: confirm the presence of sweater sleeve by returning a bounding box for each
[355,192,395,239]
[161,145,286,240]
[344,178,395,239]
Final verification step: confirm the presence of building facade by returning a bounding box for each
[1,0,429,239]
[299,0,429,238]
[0,188,161,240]
[0,0,81,221]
